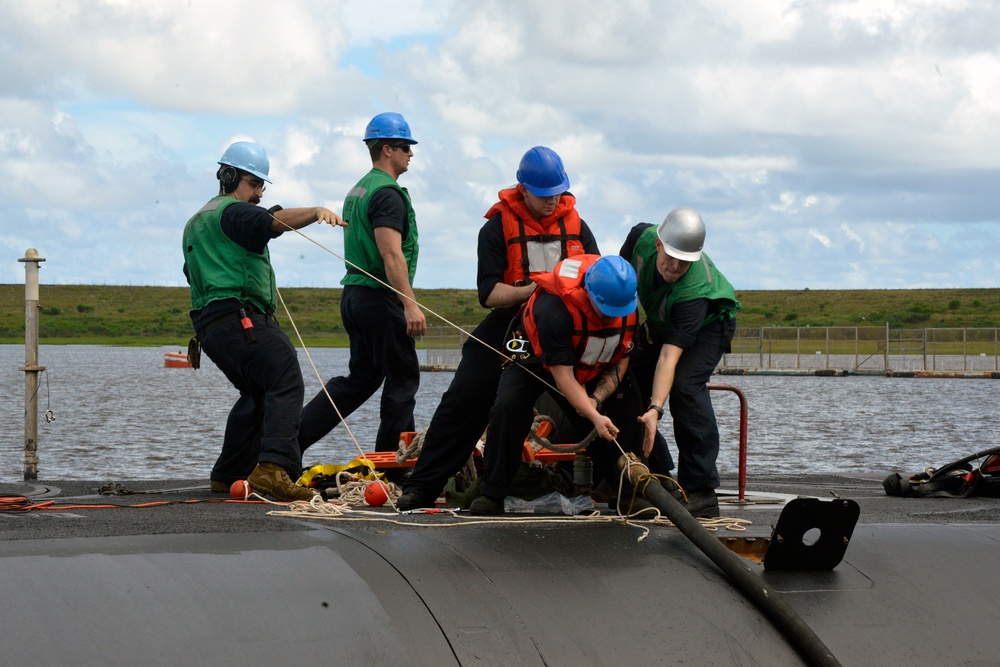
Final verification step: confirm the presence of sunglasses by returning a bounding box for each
[387,143,413,154]
[241,177,266,192]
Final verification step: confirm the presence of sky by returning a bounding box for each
[2,0,999,292]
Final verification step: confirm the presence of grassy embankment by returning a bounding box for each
[1,285,998,350]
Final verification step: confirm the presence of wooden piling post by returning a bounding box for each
[18,248,45,481]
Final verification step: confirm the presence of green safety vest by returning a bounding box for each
[182,196,277,315]
[341,168,419,289]
[631,225,739,338]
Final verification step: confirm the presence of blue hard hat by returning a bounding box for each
[516,146,570,197]
[364,112,418,144]
[218,141,271,183]
[584,256,638,318]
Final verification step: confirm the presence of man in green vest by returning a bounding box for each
[620,208,739,517]
[182,141,344,501]
[299,112,425,455]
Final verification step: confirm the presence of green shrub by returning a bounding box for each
[903,303,933,323]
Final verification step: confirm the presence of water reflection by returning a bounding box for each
[1,345,997,481]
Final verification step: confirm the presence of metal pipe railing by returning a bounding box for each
[708,383,748,502]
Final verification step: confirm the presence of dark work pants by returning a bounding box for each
[299,285,419,453]
[200,313,305,483]
[402,309,514,500]
[630,319,731,492]
[480,363,644,501]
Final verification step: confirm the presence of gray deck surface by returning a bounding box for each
[2,473,998,666]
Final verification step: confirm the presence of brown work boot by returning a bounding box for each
[247,462,318,502]
[210,480,229,494]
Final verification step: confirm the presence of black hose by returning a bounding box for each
[926,445,1000,480]
[625,463,841,667]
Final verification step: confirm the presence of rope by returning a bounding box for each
[266,498,751,542]
[43,369,55,423]
[264,214,636,506]
[23,367,55,423]
[525,413,555,452]
[337,479,402,506]
[273,287,403,508]
[531,424,599,454]
[0,494,271,511]
[458,448,480,484]
[0,478,403,514]
[269,213,562,394]
[604,459,752,540]
[396,431,425,463]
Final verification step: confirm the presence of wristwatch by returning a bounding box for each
[646,403,665,420]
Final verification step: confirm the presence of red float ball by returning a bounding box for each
[230,480,251,499]
[364,481,389,507]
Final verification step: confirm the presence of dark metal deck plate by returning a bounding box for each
[763,497,860,570]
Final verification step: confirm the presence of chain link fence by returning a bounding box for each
[422,325,476,367]
[724,326,1000,373]
[424,325,1000,374]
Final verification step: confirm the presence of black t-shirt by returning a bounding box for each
[619,222,707,349]
[220,202,283,253]
[368,188,409,238]
[531,291,577,368]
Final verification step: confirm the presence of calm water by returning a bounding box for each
[1,345,998,482]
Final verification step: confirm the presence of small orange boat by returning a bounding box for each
[164,351,192,368]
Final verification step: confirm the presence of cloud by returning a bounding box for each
[841,223,865,252]
[810,229,833,248]
[1,0,999,292]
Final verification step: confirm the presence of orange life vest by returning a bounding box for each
[522,255,637,384]
[485,187,586,286]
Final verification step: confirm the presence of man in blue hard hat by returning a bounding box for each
[182,140,345,502]
[396,146,601,511]
[620,208,739,518]
[299,112,424,456]
[468,254,642,515]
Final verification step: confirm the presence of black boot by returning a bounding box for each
[396,490,435,511]
[685,489,720,518]
[469,494,505,516]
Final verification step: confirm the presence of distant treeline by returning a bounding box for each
[1,284,998,346]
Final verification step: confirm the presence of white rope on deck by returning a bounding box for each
[265,494,751,543]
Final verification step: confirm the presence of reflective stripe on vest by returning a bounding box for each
[488,188,585,286]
